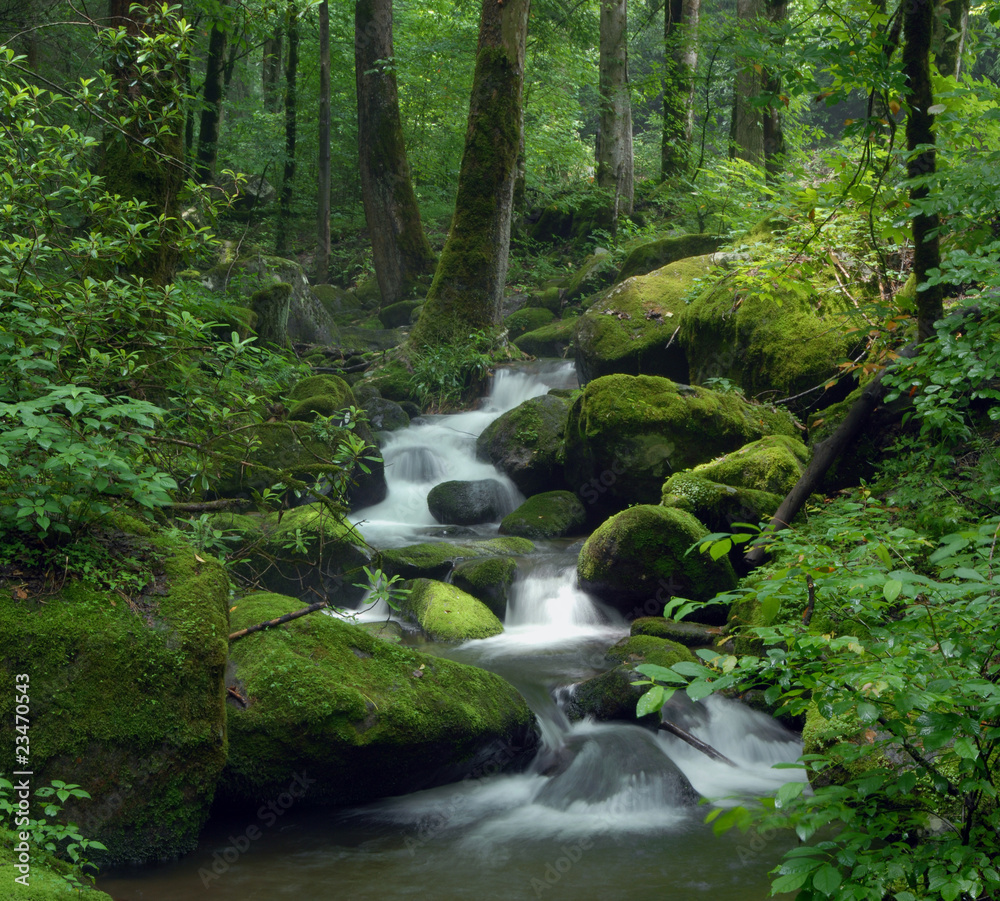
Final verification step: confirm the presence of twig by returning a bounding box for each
[658,720,738,767]
[229,600,329,642]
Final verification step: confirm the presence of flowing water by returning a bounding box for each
[97,362,806,901]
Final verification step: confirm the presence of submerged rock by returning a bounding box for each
[221,593,536,808]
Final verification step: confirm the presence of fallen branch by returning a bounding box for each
[658,719,738,767]
[229,600,330,642]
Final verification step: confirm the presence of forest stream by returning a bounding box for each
[96,362,806,901]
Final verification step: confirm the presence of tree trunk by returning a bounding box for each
[729,0,764,166]
[933,0,969,79]
[317,0,331,281]
[904,0,943,341]
[276,3,299,257]
[661,0,699,180]
[262,26,283,112]
[195,2,228,184]
[408,0,530,349]
[762,0,787,181]
[597,0,634,216]
[355,0,436,306]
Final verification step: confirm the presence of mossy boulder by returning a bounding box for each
[0,523,229,865]
[525,285,563,314]
[240,503,373,607]
[362,358,419,405]
[505,307,555,340]
[615,233,724,283]
[499,490,587,539]
[426,478,513,526]
[513,318,576,358]
[573,255,713,384]
[682,261,864,409]
[661,472,782,534]
[564,248,617,303]
[451,557,518,619]
[689,435,810,495]
[363,395,410,432]
[605,634,696,668]
[630,616,725,647]
[563,374,799,518]
[379,299,423,328]
[378,537,535,581]
[0,828,115,899]
[476,394,572,495]
[577,505,737,621]
[249,282,291,349]
[399,578,505,640]
[220,593,536,807]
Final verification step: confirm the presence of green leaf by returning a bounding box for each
[813,865,842,895]
[636,685,666,718]
[883,579,903,602]
[686,680,715,702]
[771,871,811,894]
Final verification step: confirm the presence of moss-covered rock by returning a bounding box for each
[615,233,723,283]
[289,373,355,404]
[564,249,617,303]
[240,503,373,607]
[682,261,864,409]
[525,285,563,314]
[661,472,782,534]
[604,634,695,668]
[426,478,513,525]
[220,593,536,807]
[451,557,517,619]
[399,578,504,640]
[577,505,737,621]
[563,374,799,518]
[499,491,586,539]
[504,307,555,339]
[363,395,410,432]
[573,254,713,384]
[250,282,291,349]
[0,523,229,865]
[0,826,115,899]
[629,616,725,647]
[476,394,572,495]
[513,318,576,358]
[378,537,534,581]
[688,434,810,495]
[362,358,419,405]
[379,299,423,328]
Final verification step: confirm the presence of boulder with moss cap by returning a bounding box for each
[451,557,517,619]
[219,592,536,808]
[398,579,505,641]
[499,490,586,539]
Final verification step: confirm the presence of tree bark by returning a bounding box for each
[597,0,634,216]
[355,0,436,306]
[408,0,530,349]
[195,2,228,184]
[276,3,299,257]
[933,0,969,79]
[661,0,699,180]
[262,25,283,112]
[729,0,764,166]
[317,0,331,281]
[762,0,787,181]
[904,0,943,341]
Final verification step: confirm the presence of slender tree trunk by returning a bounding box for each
[355,0,436,305]
[195,2,228,184]
[762,0,787,181]
[933,0,969,79]
[729,0,764,165]
[276,3,299,256]
[408,0,530,348]
[661,0,699,180]
[597,0,634,216]
[262,26,283,112]
[317,0,331,281]
[904,0,943,340]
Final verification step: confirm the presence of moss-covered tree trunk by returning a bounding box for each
[355,0,435,306]
[597,0,634,216]
[408,0,530,348]
[661,0,699,180]
[933,0,969,79]
[317,0,331,281]
[729,0,764,166]
[904,0,944,341]
[195,1,228,184]
[101,0,185,285]
[276,3,299,257]
[762,0,787,181]
[262,25,283,112]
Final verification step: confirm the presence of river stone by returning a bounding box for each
[476,394,572,496]
[661,472,782,536]
[0,519,229,865]
[687,435,810,495]
[220,592,537,809]
[564,248,617,303]
[563,374,799,520]
[630,617,725,647]
[451,557,517,620]
[514,318,576,358]
[364,395,410,432]
[577,505,737,622]
[499,491,586,539]
[399,579,504,641]
[426,478,513,526]
[379,537,535,581]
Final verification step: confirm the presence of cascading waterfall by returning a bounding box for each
[97,360,807,901]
